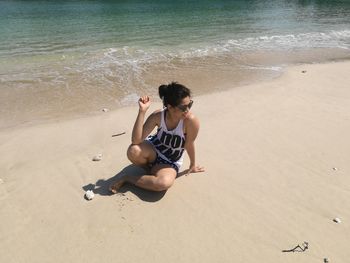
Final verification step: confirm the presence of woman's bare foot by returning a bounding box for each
[109,174,127,194]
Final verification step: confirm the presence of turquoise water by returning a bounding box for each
[1,0,350,53]
[1,0,350,128]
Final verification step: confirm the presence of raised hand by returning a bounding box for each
[138,95,151,112]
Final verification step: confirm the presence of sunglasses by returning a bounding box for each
[177,100,193,112]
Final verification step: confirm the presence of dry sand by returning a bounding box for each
[1,61,350,262]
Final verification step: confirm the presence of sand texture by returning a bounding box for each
[1,61,350,262]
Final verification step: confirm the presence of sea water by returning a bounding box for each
[1,0,350,128]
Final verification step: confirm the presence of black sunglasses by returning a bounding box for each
[177,100,193,112]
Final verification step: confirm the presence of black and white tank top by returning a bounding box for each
[147,109,185,169]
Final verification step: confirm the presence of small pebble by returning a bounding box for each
[102,108,109,112]
[324,258,329,263]
[92,154,102,161]
[333,217,341,223]
[85,190,95,200]
[332,167,338,171]
[301,70,307,73]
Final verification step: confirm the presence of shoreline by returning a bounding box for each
[1,60,350,262]
[1,48,350,132]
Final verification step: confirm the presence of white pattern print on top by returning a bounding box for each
[146,109,186,170]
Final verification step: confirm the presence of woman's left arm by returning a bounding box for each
[184,115,205,174]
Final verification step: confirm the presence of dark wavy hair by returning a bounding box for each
[158,82,191,108]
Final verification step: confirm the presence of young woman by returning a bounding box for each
[109,82,204,193]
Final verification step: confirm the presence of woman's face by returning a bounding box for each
[168,96,193,119]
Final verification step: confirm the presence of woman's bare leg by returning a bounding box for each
[109,164,177,193]
[126,142,157,166]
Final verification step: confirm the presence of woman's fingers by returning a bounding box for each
[186,166,205,175]
[139,96,150,104]
[198,166,205,172]
[196,166,205,172]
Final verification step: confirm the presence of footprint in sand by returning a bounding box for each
[116,193,134,211]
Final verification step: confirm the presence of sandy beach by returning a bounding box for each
[1,61,350,262]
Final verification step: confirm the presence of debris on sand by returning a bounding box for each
[92,154,102,161]
[112,132,126,137]
[333,217,341,223]
[282,241,309,252]
[85,190,95,200]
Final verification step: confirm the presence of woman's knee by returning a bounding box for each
[127,144,143,164]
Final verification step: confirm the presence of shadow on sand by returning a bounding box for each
[82,164,188,203]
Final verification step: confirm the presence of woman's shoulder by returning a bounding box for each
[151,109,163,115]
[184,112,200,128]
[148,109,163,125]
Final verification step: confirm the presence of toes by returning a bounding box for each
[109,185,118,194]
[109,181,123,194]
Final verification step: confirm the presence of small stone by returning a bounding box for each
[102,108,109,112]
[332,167,338,171]
[301,70,307,73]
[333,217,341,223]
[85,190,95,200]
[324,258,329,263]
[92,154,102,161]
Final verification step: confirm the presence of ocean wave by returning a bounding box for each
[224,30,350,51]
[73,29,349,87]
[2,29,349,93]
[84,30,350,69]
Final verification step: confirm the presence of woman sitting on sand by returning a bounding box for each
[110,82,204,193]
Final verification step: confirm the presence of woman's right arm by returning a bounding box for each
[131,96,158,144]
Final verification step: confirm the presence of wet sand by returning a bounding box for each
[1,48,349,130]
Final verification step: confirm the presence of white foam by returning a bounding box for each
[224,30,350,51]
[3,29,348,105]
[241,65,283,71]
[119,93,140,106]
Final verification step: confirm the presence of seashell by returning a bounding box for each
[85,190,95,200]
[333,217,341,223]
[92,154,102,161]
[102,108,109,112]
